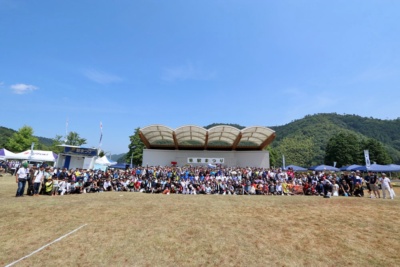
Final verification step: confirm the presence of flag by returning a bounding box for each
[364,150,371,169]
[282,155,286,169]
[30,142,35,160]
[99,121,103,147]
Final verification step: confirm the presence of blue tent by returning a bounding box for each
[340,165,364,171]
[388,164,400,171]
[285,165,307,171]
[309,165,340,172]
[353,164,400,172]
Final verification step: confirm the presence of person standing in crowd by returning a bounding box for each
[15,162,29,197]
[364,171,372,197]
[33,165,45,196]
[26,166,35,196]
[369,172,380,198]
[380,173,393,199]
[52,174,59,196]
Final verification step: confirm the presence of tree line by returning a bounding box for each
[2,113,399,167]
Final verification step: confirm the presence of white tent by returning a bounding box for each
[95,156,117,166]
[10,150,58,162]
[0,148,18,160]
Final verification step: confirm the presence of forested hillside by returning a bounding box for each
[269,113,400,166]
[0,126,53,151]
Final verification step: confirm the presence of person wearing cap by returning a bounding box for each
[380,173,394,199]
[15,162,29,197]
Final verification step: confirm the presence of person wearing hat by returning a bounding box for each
[380,173,394,199]
[15,162,29,197]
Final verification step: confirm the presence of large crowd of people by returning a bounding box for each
[12,163,396,199]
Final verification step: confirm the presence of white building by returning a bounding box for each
[55,145,98,170]
[139,125,275,168]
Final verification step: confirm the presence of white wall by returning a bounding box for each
[55,154,96,170]
[142,149,270,168]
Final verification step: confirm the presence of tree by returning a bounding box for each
[65,132,87,146]
[125,127,145,166]
[49,135,64,154]
[98,150,105,157]
[276,135,316,167]
[361,138,392,164]
[324,132,362,167]
[6,125,39,152]
[266,146,278,167]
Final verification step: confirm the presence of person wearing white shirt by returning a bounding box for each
[104,180,112,191]
[332,180,339,197]
[33,165,45,196]
[58,179,67,195]
[381,173,393,199]
[15,162,29,197]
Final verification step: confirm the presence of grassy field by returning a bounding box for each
[1,173,400,267]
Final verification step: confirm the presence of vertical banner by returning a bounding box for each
[333,162,337,167]
[282,155,286,170]
[99,121,103,147]
[30,142,35,160]
[364,150,371,169]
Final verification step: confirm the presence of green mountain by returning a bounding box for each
[0,126,54,150]
[0,127,15,148]
[112,153,127,163]
[269,113,400,166]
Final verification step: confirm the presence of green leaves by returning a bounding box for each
[325,132,361,167]
[361,138,392,165]
[125,127,145,166]
[65,132,87,146]
[275,135,317,167]
[6,125,38,152]
[325,133,392,167]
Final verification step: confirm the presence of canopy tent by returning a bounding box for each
[309,165,340,172]
[388,164,400,171]
[95,156,117,166]
[10,150,58,162]
[340,165,364,171]
[0,148,17,160]
[352,164,400,172]
[284,165,307,171]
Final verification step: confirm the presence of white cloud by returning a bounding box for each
[82,69,123,84]
[162,63,216,82]
[10,83,38,94]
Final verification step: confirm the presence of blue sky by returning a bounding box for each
[1,0,400,154]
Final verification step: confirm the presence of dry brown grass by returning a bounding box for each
[1,173,400,267]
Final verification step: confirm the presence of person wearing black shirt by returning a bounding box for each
[84,179,93,193]
[369,172,380,198]
[364,171,372,197]
[340,180,351,196]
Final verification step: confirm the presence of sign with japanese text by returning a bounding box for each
[187,157,224,164]
[64,147,98,157]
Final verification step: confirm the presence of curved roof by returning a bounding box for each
[139,125,175,146]
[139,125,275,150]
